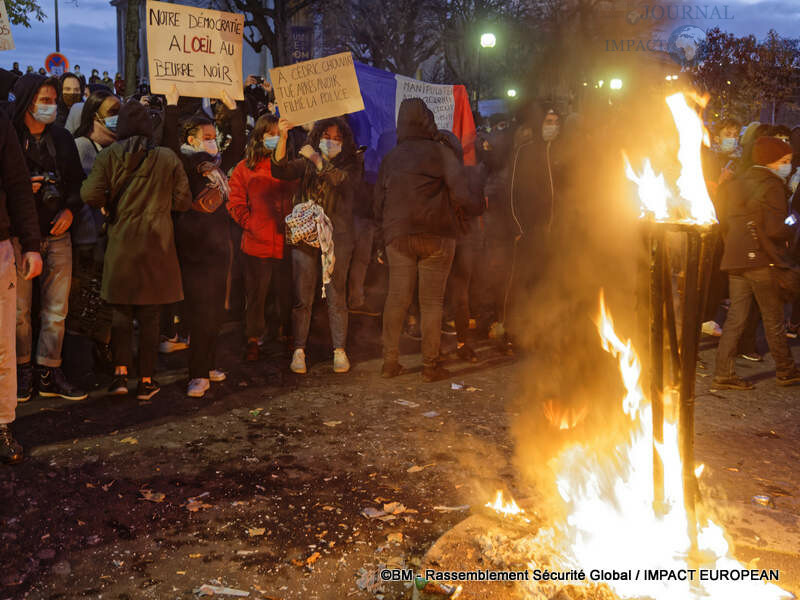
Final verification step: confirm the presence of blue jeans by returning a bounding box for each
[383,235,456,367]
[291,235,354,350]
[13,234,72,367]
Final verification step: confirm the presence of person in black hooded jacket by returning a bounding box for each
[10,73,86,403]
[374,98,481,382]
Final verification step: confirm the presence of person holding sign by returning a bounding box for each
[272,116,360,375]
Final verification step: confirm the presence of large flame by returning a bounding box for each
[624,92,717,225]
[488,293,792,599]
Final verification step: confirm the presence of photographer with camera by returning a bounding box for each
[11,74,87,402]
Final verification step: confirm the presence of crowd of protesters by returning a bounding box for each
[1,60,799,465]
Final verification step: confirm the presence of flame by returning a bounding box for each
[543,398,589,430]
[489,293,791,599]
[486,490,527,520]
[624,92,717,225]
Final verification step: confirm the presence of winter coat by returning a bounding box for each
[11,74,86,238]
[0,110,39,253]
[373,98,479,245]
[80,136,191,305]
[227,157,296,259]
[720,166,794,272]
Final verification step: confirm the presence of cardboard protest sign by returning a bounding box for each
[0,2,15,51]
[395,75,456,131]
[270,52,364,125]
[146,0,244,100]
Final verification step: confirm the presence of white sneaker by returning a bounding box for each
[290,349,307,374]
[701,320,722,337]
[333,349,350,374]
[159,335,189,354]
[209,369,226,382]
[187,378,210,398]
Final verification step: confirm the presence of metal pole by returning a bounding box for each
[679,230,702,553]
[649,226,665,515]
[54,0,60,53]
[476,46,481,111]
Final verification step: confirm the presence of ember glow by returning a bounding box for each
[488,294,792,599]
[624,92,717,225]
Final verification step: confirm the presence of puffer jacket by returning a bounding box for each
[720,165,794,272]
[373,98,480,246]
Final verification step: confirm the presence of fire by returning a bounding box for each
[487,294,792,599]
[485,490,528,521]
[543,398,589,430]
[624,92,717,225]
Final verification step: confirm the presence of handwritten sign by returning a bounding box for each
[270,52,364,125]
[0,2,14,51]
[395,75,455,131]
[146,0,244,100]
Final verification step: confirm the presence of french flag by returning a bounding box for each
[348,62,477,183]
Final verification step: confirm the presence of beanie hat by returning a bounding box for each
[752,136,792,166]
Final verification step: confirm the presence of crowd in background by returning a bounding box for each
[0,59,799,465]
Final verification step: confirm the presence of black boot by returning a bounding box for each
[16,363,33,402]
[0,424,23,464]
[38,367,88,401]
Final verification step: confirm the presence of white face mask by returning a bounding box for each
[719,137,737,154]
[201,140,219,156]
[31,103,57,125]
[773,163,792,181]
[319,138,342,159]
[542,123,559,142]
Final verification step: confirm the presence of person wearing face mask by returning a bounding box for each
[67,90,121,374]
[81,100,191,400]
[228,114,297,361]
[72,65,85,86]
[57,73,84,127]
[713,136,800,390]
[89,70,101,86]
[272,116,360,375]
[10,74,87,402]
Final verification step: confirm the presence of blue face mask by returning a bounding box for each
[719,137,737,154]
[318,138,342,159]
[104,115,118,132]
[263,135,279,151]
[32,103,57,124]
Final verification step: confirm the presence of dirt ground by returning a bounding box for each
[1,317,799,600]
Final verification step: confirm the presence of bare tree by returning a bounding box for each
[214,0,319,67]
[320,0,441,77]
[4,0,46,27]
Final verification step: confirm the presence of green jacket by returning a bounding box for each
[81,136,191,305]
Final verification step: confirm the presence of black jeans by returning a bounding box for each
[446,240,481,343]
[111,304,160,378]
[243,254,278,340]
[383,234,456,367]
[715,268,795,378]
[182,260,227,379]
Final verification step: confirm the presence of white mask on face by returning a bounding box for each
[773,163,792,181]
[32,103,57,124]
[318,138,342,159]
[542,123,559,142]
[202,140,219,156]
[719,137,737,154]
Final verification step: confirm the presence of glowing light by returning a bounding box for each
[486,490,528,521]
[610,78,623,90]
[480,33,496,48]
[507,88,517,98]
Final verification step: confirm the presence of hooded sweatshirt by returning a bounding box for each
[373,98,480,245]
[0,109,40,252]
[11,74,85,237]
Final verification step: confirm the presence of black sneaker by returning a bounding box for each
[0,424,22,464]
[16,363,33,403]
[441,321,457,336]
[108,375,129,396]
[711,375,754,390]
[777,368,800,387]
[738,352,763,362]
[381,361,405,378]
[456,344,479,363]
[422,364,451,383]
[136,379,160,400]
[38,367,88,401]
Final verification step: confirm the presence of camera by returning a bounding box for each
[31,171,62,212]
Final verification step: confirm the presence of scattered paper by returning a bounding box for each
[407,463,435,473]
[394,399,419,408]
[323,421,342,427]
[247,528,266,537]
[422,411,439,418]
[433,505,470,512]
[195,584,250,597]
[119,437,138,445]
[139,489,165,503]
[387,532,403,543]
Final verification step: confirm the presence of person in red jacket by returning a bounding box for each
[228,114,296,361]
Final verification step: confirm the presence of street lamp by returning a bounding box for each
[507,88,517,98]
[610,78,623,90]
[476,32,496,111]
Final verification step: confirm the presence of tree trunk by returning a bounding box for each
[124,0,141,97]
